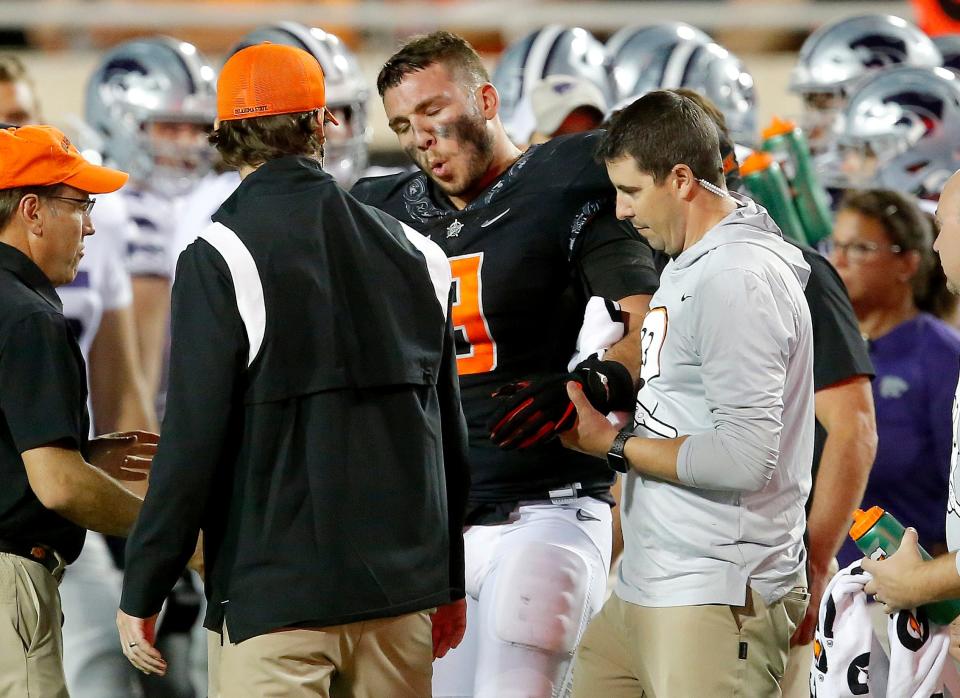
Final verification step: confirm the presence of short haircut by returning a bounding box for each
[210,109,323,169]
[670,88,728,134]
[377,31,490,97]
[597,90,724,187]
[0,184,61,230]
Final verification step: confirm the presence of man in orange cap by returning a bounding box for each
[117,43,470,698]
[0,124,158,697]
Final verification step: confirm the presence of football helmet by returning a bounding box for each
[607,24,757,146]
[492,25,614,145]
[828,65,960,200]
[229,22,371,187]
[791,15,941,95]
[85,36,217,196]
[790,15,941,154]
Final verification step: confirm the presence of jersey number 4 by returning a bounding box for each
[450,252,497,375]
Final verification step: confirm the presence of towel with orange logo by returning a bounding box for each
[810,561,949,697]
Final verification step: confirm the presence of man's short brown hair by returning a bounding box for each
[597,90,724,187]
[210,109,323,169]
[0,185,60,230]
[377,31,489,97]
[670,88,728,135]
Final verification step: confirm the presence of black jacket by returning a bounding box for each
[120,157,470,642]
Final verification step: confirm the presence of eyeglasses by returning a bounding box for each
[45,195,96,215]
[831,240,903,264]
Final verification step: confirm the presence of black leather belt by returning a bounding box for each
[0,539,61,575]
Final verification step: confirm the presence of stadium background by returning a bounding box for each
[0,0,924,164]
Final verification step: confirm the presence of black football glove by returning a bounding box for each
[488,354,637,450]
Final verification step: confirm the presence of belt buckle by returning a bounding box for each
[548,482,581,505]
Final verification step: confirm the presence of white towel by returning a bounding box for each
[810,561,949,697]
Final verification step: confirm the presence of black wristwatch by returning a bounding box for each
[606,429,634,473]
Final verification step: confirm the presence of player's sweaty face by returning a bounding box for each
[384,63,494,198]
[607,156,678,254]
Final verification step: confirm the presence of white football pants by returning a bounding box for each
[433,496,612,698]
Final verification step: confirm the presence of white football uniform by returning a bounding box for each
[171,166,407,268]
[432,498,612,698]
[170,170,242,270]
[433,301,624,698]
[59,193,134,362]
[121,186,184,278]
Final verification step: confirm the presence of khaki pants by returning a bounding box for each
[208,610,433,698]
[0,552,68,698]
[782,558,839,698]
[572,588,807,697]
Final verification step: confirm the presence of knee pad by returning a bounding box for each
[493,542,593,655]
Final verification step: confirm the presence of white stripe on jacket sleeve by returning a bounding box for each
[197,222,266,367]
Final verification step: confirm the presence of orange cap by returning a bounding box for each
[217,42,338,124]
[739,151,775,176]
[0,125,128,193]
[761,116,797,140]
[849,506,885,541]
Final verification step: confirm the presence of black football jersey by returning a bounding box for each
[353,131,659,503]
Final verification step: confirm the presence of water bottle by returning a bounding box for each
[740,151,807,244]
[850,506,960,625]
[761,117,834,245]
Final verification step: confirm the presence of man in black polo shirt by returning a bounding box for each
[0,124,156,697]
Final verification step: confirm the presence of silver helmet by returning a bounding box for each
[789,15,940,155]
[229,22,370,187]
[85,36,217,196]
[607,24,757,146]
[790,15,941,95]
[934,34,960,74]
[831,65,960,200]
[492,25,614,145]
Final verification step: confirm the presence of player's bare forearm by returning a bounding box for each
[616,293,652,318]
[807,377,876,569]
[603,294,649,384]
[603,312,644,385]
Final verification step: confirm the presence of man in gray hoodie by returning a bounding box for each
[560,90,815,697]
